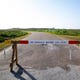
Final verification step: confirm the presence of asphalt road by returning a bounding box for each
[0,32,80,80]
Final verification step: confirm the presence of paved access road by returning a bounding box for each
[0,32,80,80]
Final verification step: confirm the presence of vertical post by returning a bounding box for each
[10,42,18,72]
[15,44,18,65]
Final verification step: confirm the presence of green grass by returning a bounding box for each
[0,30,30,50]
[0,30,28,42]
[30,28,80,41]
[54,29,80,36]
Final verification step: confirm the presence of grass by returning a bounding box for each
[58,35,80,47]
[41,29,80,40]
[59,35,80,40]
[45,30,80,46]
[30,29,80,46]
[0,31,31,50]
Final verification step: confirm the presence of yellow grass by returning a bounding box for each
[59,35,80,40]
[58,35,80,46]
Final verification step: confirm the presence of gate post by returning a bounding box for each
[10,42,18,72]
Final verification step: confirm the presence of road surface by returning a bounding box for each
[0,32,80,80]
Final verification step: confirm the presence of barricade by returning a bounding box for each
[6,40,80,71]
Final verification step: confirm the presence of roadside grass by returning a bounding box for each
[33,29,80,46]
[0,32,31,50]
[59,35,80,40]
[38,29,80,40]
[30,29,80,42]
[46,32,80,46]
[59,35,80,46]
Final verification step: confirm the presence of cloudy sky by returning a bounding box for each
[0,0,80,29]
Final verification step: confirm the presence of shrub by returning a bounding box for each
[0,36,5,42]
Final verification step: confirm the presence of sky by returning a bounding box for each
[0,0,80,29]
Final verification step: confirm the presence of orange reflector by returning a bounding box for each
[69,41,80,44]
[19,40,29,44]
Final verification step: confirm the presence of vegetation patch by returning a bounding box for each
[0,30,28,42]
[0,30,29,50]
[29,28,80,40]
[54,29,80,36]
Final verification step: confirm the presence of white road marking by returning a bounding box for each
[69,49,72,61]
[48,44,59,50]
